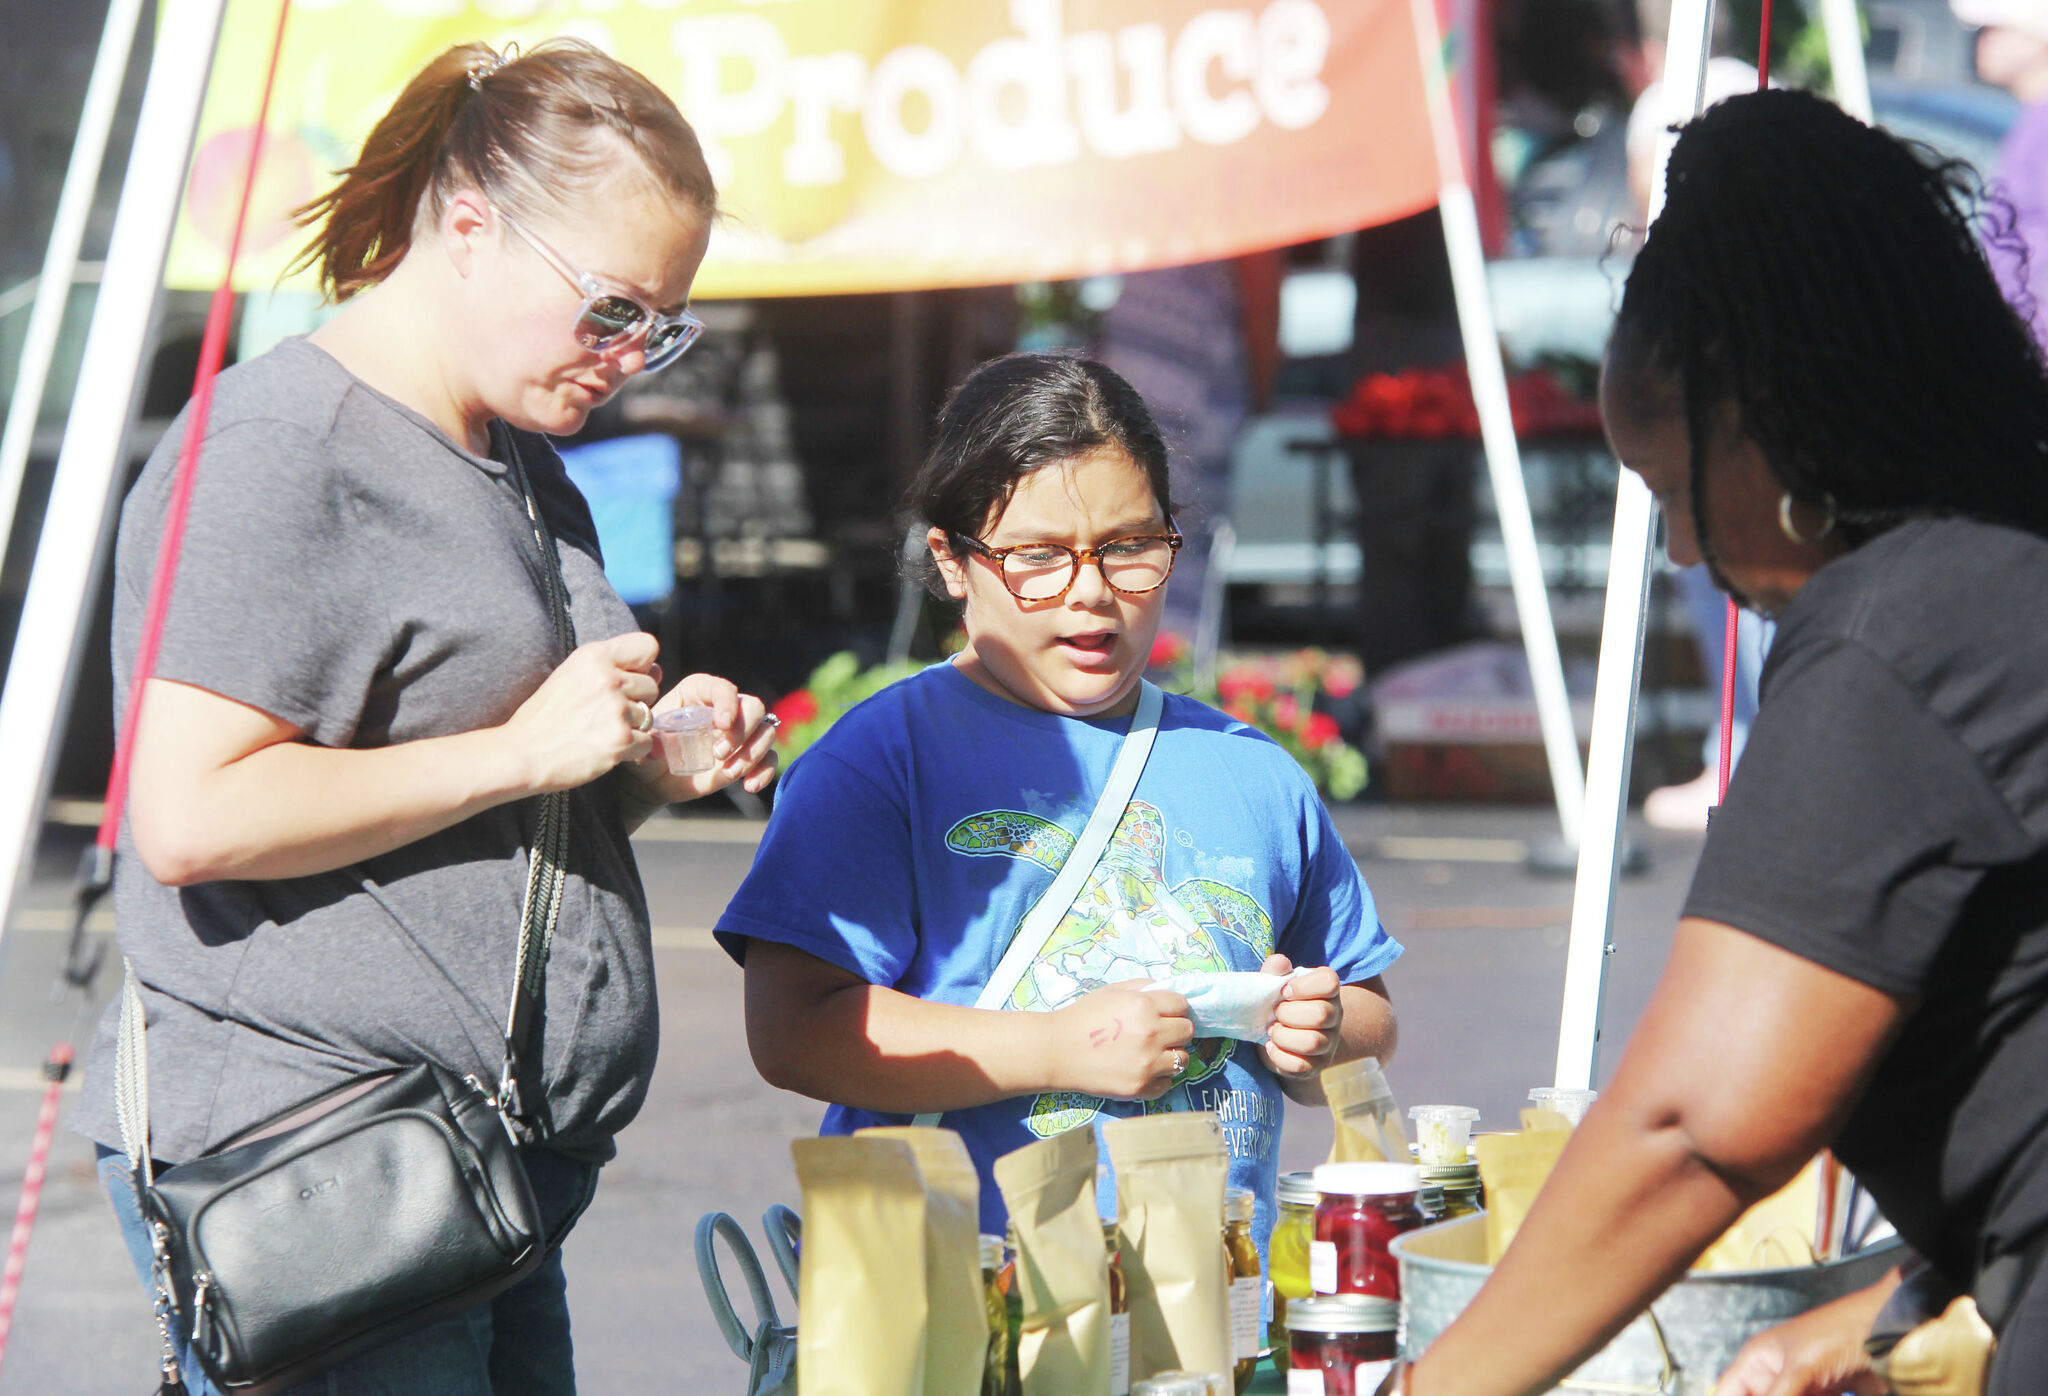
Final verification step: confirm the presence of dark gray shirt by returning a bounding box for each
[74,337,657,1165]
[1686,516,2048,1287]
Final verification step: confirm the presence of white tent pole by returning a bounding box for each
[0,0,148,572]
[0,0,231,960]
[1553,0,1719,1091]
[1407,0,1586,850]
[1820,0,1873,122]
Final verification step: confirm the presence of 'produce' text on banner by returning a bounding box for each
[167,0,1441,297]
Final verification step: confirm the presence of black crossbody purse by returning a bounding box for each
[117,431,579,1394]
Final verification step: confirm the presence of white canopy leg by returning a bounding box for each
[0,0,233,956]
[1554,0,1722,1091]
[0,0,148,571]
[1406,0,1587,852]
[1820,0,1874,123]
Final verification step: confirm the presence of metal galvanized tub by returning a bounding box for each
[1393,1214,1903,1395]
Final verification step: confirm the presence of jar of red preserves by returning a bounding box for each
[1309,1163,1424,1300]
[1285,1294,1399,1395]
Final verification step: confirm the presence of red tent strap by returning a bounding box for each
[9,12,295,1380]
[1713,2,1777,808]
[96,0,295,857]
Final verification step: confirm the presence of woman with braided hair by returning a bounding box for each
[1387,88,2048,1396]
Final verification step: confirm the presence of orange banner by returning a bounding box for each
[168,0,1442,297]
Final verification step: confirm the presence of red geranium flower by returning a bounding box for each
[1149,631,1188,668]
[772,689,819,727]
[1218,669,1275,706]
[1301,713,1341,749]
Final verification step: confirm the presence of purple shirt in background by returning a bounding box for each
[1988,97,2048,348]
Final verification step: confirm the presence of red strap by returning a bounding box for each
[1755,0,1777,88]
[1714,2,1779,807]
[1715,599,1739,800]
[97,0,294,853]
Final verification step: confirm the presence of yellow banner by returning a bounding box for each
[168,0,1441,297]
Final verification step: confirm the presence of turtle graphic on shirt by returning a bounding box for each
[946,801,1275,1137]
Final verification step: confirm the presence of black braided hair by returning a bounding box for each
[1614,88,2048,602]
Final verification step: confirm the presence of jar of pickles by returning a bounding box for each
[1106,1220,1131,1396]
[1309,1163,1424,1300]
[1222,1187,1262,1393]
[1268,1170,1318,1378]
[1286,1294,1399,1395]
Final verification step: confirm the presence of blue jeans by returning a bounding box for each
[98,1143,598,1395]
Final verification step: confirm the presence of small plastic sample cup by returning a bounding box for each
[1408,1105,1481,1167]
[1527,1086,1599,1126]
[653,705,718,775]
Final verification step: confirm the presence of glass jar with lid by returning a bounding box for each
[1420,1162,1483,1219]
[1222,1186,1262,1393]
[1310,1162,1424,1300]
[981,1234,1015,1396]
[1286,1294,1399,1395]
[1268,1170,1318,1379]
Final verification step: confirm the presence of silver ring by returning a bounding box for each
[759,713,782,730]
[628,701,652,732]
[1169,1048,1187,1076]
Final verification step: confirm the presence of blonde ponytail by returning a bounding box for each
[289,39,717,304]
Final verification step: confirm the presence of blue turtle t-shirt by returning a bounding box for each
[715,663,1402,1245]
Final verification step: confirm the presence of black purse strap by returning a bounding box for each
[496,425,576,1126]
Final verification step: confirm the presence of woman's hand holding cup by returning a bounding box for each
[624,670,780,801]
[500,632,662,792]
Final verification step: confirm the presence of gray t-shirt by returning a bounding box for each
[73,336,657,1165]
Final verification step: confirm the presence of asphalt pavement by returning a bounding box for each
[0,801,1702,1393]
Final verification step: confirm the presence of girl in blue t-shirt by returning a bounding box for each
[716,352,1402,1237]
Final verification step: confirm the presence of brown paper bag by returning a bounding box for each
[1475,1129,1571,1263]
[1692,1156,1821,1273]
[1102,1112,1233,1383]
[993,1127,1112,1396]
[793,1136,929,1396]
[1324,1057,1409,1164]
[1878,1295,1997,1396]
[858,1127,991,1396]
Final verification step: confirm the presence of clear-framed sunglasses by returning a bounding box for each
[494,206,704,372]
[951,526,1183,602]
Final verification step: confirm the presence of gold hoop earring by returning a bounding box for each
[1778,491,1837,545]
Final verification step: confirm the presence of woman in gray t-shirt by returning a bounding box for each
[79,39,774,1395]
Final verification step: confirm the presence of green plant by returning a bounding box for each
[768,651,924,767]
[1146,639,1369,800]
[770,643,1370,802]
[1196,649,1370,801]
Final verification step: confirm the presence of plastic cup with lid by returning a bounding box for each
[1527,1086,1599,1126]
[653,705,718,775]
[1408,1105,1481,1167]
